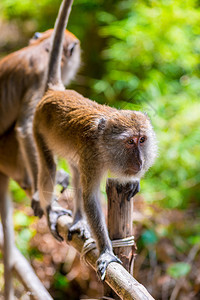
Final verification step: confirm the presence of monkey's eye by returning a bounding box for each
[32,32,42,40]
[139,136,146,144]
[127,139,134,145]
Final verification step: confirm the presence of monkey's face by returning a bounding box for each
[29,29,81,86]
[61,30,81,85]
[99,111,158,180]
[29,29,53,45]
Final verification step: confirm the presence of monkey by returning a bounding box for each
[0,3,80,297]
[0,15,81,214]
[33,0,158,279]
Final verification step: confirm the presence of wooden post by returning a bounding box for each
[104,179,137,299]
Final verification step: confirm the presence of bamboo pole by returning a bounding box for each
[57,214,155,300]
[0,223,53,300]
[0,189,15,300]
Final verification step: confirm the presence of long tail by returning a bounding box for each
[46,0,74,91]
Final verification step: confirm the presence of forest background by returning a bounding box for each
[0,0,200,299]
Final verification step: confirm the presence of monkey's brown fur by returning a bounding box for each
[34,89,157,278]
[33,0,157,280]
[0,28,80,197]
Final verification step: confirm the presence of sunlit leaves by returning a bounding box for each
[167,262,191,279]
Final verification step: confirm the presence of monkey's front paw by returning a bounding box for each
[126,180,140,201]
[68,219,91,241]
[31,191,44,218]
[97,250,122,281]
[56,169,70,193]
[47,205,72,242]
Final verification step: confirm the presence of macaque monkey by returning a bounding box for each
[33,0,158,279]
[0,12,80,213]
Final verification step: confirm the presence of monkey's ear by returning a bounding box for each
[97,117,106,131]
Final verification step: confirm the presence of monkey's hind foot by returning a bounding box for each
[126,180,140,201]
[68,218,91,241]
[56,169,70,193]
[97,250,122,281]
[47,204,72,242]
[31,191,44,218]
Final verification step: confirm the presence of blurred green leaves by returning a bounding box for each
[0,1,199,296]
[9,180,28,203]
[14,211,36,256]
[95,0,200,209]
[141,229,158,246]
[167,262,191,279]
[53,272,69,290]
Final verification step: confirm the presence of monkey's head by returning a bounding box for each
[98,110,158,180]
[61,30,81,86]
[29,29,81,85]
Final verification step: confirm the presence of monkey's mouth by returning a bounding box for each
[125,164,142,176]
[125,168,139,176]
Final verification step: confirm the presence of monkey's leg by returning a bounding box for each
[15,90,50,216]
[0,172,15,300]
[0,127,32,195]
[15,115,38,194]
[68,163,90,240]
[81,174,121,280]
[34,131,72,241]
[15,97,70,215]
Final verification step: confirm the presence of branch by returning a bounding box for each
[0,193,15,300]
[57,215,155,300]
[0,223,53,300]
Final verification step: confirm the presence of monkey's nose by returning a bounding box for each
[133,164,142,173]
[133,160,143,172]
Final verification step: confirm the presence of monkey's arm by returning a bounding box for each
[84,191,121,280]
[80,170,121,280]
[16,91,69,217]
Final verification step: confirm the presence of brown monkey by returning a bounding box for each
[0,16,80,211]
[33,0,158,279]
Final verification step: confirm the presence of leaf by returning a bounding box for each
[54,272,69,289]
[167,262,191,279]
[14,211,31,227]
[141,229,158,245]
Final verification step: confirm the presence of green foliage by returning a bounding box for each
[141,229,158,246]
[95,0,200,209]
[0,0,60,30]
[14,211,36,256]
[167,262,191,279]
[53,272,69,289]
[14,211,33,227]
[0,2,199,296]
[9,180,28,203]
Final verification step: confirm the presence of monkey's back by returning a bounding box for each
[34,88,156,165]
[35,89,114,132]
[34,89,115,159]
[0,29,80,136]
[0,37,50,135]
